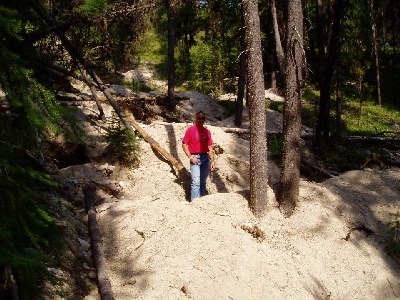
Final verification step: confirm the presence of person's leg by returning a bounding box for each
[190,161,201,200]
[199,155,210,196]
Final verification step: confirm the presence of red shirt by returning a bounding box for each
[182,125,213,154]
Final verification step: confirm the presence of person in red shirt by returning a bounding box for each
[182,111,215,201]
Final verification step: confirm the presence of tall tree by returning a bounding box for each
[242,0,268,217]
[271,0,285,78]
[278,0,304,217]
[166,0,176,110]
[235,13,246,127]
[307,0,349,142]
[369,0,382,106]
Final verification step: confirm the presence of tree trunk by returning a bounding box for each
[235,21,246,127]
[369,0,382,106]
[83,186,115,300]
[335,63,343,129]
[79,67,106,121]
[270,53,277,89]
[271,0,285,79]
[278,0,304,217]
[166,0,176,110]
[314,0,348,142]
[242,0,268,217]
[392,0,399,101]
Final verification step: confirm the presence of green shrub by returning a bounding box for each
[105,114,141,166]
[129,79,152,93]
[0,151,61,298]
[268,136,283,158]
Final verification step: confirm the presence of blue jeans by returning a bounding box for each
[190,154,210,200]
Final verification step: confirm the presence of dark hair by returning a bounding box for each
[196,111,205,117]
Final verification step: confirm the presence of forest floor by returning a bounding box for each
[47,65,400,299]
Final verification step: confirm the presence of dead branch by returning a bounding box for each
[343,136,400,142]
[79,67,106,121]
[56,93,162,103]
[83,185,115,300]
[222,127,314,140]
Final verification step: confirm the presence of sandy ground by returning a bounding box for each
[57,77,400,300]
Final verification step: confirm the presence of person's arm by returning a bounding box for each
[182,142,198,164]
[208,145,215,171]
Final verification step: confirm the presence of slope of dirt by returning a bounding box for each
[55,74,400,299]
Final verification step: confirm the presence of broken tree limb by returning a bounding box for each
[56,93,161,103]
[83,185,115,300]
[222,127,315,140]
[222,127,282,136]
[342,135,400,142]
[222,127,251,134]
[79,67,106,121]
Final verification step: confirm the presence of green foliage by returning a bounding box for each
[0,6,22,40]
[0,4,79,297]
[78,0,108,15]
[0,151,61,298]
[341,99,400,136]
[268,136,283,158]
[105,114,141,166]
[187,39,226,94]
[217,99,236,118]
[129,79,152,93]
[300,85,400,137]
[268,101,284,113]
[137,23,167,65]
[316,141,369,171]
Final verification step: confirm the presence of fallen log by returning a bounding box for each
[79,67,106,121]
[57,92,159,102]
[222,127,314,140]
[56,93,175,105]
[342,135,400,142]
[83,185,115,300]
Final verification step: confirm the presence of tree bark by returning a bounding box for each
[235,19,246,127]
[79,67,106,121]
[278,0,304,217]
[314,0,348,142]
[166,0,176,110]
[335,62,343,128]
[242,0,268,217]
[270,53,277,89]
[271,0,285,78]
[83,186,115,300]
[369,0,382,106]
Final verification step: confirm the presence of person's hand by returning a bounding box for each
[210,161,215,171]
[190,156,199,164]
